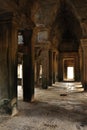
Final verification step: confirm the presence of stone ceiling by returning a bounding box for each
[0,0,86,26]
[0,0,87,52]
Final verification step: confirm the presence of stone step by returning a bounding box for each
[52,82,84,93]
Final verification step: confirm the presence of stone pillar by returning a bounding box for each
[58,53,63,81]
[23,29,34,102]
[53,52,55,83]
[23,54,34,101]
[42,49,49,89]
[0,13,18,115]
[80,39,87,90]
[34,62,37,85]
[49,50,53,86]
[33,26,51,88]
[8,22,18,116]
[79,46,83,82]
[55,53,58,82]
[36,62,41,87]
[75,53,80,81]
[53,52,56,83]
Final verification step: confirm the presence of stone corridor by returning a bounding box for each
[0,82,87,130]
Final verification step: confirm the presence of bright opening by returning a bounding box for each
[39,65,42,78]
[17,64,23,100]
[67,67,74,80]
[18,32,24,44]
[18,64,22,78]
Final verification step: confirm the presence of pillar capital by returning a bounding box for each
[80,38,87,48]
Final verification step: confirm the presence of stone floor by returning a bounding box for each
[0,82,87,130]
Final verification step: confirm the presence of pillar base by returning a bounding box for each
[11,98,18,116]
[83,83,87,91]
[42,77,48,89]
[11,106,18,117]
[0,98,11,114]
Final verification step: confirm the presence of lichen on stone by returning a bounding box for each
[0,98,11,114]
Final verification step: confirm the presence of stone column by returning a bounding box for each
[33,26,51,88]
[80,39,87,90]
[49,50,53,86]
[8,22,18,116]
[36,62,41,87]
[42,49,49,89]
[23,29,34,102]
[23,54,34,101]
[75,53,80,81]
[55,53,58,82]
[58,53,63,81]
[0,13,18,115]
[79,46,83,82]
[53,52,56,83]
[34,62,37,85]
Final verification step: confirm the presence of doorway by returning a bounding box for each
[67,66,74,81]
[63,58,75,81]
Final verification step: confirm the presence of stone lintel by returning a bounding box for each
[0,12,13,22]
[0,12,19,29]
